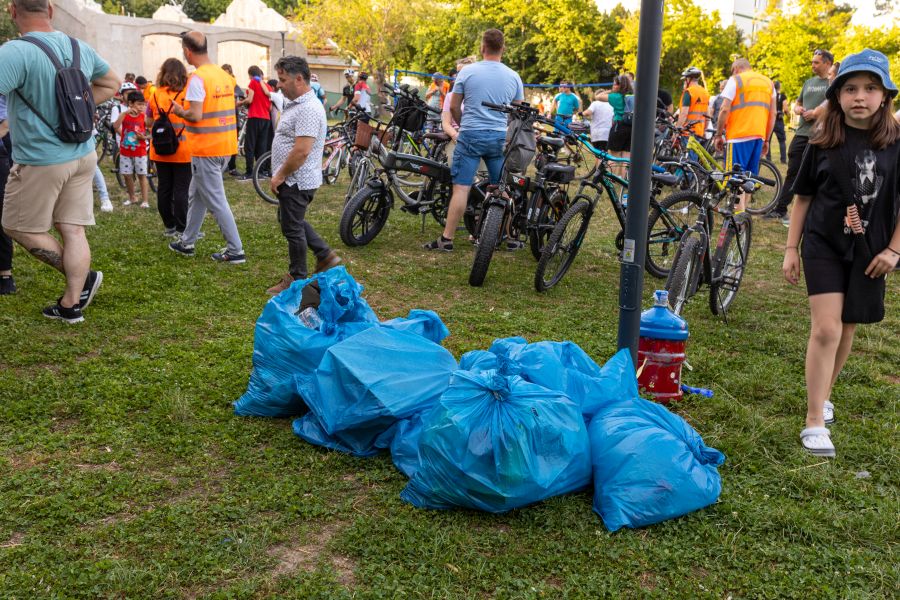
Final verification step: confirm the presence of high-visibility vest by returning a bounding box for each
[726,70,773,140]
[685,84,709,137]
[142,84,157,103]
[183,64,238,157]
[149,86,192,163]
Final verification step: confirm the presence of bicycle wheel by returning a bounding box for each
[339,183,391,246]
[345,156,371,203]
[710,213,752,315]
[646,190,703,279]
[534,200,591,292]
[323,146,343,185]
[665,235,703,315]
[528,190,569,261]
[253,152,277,205]
[463,179,489,236]
[469,202,505,287]
[148,160,157,193]
[745,158,782,215]
[427,179,452,226]
[113,152,126,189]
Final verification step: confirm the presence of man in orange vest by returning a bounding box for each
[169,31,246,263]
[714,58,777,211]
[676,66,709,139]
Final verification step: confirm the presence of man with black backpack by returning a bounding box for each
[0,0,119,323]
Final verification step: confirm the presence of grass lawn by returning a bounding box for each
[0,155,897,599]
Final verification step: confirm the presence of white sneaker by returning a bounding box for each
[823,400,835,425]
[122,199,134,206]
[100,200,113,213]
[140,202,150,209]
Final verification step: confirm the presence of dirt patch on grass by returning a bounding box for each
[885,374,900,385]
[74,460,122,472]
[267,521,356,586]
[1,532,25,548]
[638,571,657,591]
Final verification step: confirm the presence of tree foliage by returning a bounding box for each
[1,8,17,43]
[101,0,169,18]
[410,0,625,85]
[616,0,743,94]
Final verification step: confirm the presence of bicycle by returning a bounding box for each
[111,149,157,194]
[533,133,684,290]
[339,88,453,246]
[655,119,782,215]
[93,101,118,164]
[468,102,579,287]
[664,166,765,317]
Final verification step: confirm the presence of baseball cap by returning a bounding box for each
[826,48,898,100]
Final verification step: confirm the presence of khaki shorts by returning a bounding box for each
[2,151,97,233]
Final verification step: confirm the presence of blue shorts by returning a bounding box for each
[451,129,506,186]
[725,139,763,175]
[554,114,573,130]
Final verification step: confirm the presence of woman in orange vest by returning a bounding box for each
[149,58,192,238]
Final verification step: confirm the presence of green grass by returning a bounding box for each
[0,158,898,599]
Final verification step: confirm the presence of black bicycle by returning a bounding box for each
[468,102,579,287]
[665,166,766,317]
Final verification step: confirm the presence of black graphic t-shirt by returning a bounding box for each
[793,124,900,261]
[342,84,354,101]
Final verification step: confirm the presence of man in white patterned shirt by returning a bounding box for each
[266,56,341,295]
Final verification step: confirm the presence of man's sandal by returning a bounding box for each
[800,427,836,458]
[423,236,454,252]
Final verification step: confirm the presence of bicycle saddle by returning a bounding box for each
[424,132,450,142]
[537,136,565,149]
[651,172,679,186]
[542,163,576,178]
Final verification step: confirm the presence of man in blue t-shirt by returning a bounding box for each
[552,82,581,129]
[424,28,524,251]
[0,0,120,323]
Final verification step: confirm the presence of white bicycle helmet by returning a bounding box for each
[119,82,138,93]
[681,66,703,80]
[343,69,355,78]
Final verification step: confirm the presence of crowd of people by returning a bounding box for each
[0,2,897,458]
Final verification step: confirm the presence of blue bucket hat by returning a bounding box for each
[826,48,898,100]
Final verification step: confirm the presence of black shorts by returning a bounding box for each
[607,122,632,152]
[591,140,608,152]
[803,257,851,296]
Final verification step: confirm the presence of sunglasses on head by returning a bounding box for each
[813,49,834,62]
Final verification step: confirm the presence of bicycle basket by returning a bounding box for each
[354,120,391,150]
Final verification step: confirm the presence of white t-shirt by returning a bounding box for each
[720,75,777,142]
[586,101,613,142]
[185,75,206,103]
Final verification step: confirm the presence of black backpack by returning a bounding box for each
[14,35,95,144]
[151,92,184,156]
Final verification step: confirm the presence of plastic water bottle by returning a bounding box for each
[298,307,323,330]
[622,192,629,209]
[638,290,689,404]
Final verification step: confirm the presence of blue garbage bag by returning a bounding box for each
[293,325,458,456]
[401,369,592,513]
[381,309,450,344]
[234,267,379,417]
[389,413,427,478]
[467,338,637,419]
[589,395,726,532]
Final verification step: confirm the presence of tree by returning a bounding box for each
[101,0,169,18]
[748,0,853,98]
[616,0,743,94]
[179,0,231,22]
[296,0,429,96]
[1,9,16,43]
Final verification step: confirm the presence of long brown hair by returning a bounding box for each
[811,74,900,150]
[156,58,188,93]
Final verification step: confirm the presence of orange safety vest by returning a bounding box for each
[142,84,156,103]
[183,64,238,157]
[725,70,773,140]
[685,83,709,137]
[149,87,192,163]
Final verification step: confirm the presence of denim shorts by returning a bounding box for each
[451,129,506,185]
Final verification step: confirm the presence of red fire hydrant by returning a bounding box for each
[637,290,689,404]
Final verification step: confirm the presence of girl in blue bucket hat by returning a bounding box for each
[782,48,900,459]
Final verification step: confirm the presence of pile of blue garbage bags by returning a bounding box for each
[235,268,725,531]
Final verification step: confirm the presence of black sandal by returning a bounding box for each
[423,236,454,251]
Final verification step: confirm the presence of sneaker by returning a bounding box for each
[227,169,240,177]
[42,300,84,324]
[122,199,135,207]
[266,273,295,296]
[211,248,246,264]
[79,270,103,309]
[505,240,525,251]
[100,200,113,213]
[314,251,342,274]
[140,202,150,209]
[781,217,790,228]
[235,174,253,182]
[163,227,179,238]
[0,275,16,295]
[169,240,196,257]
[763,210,785,220]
